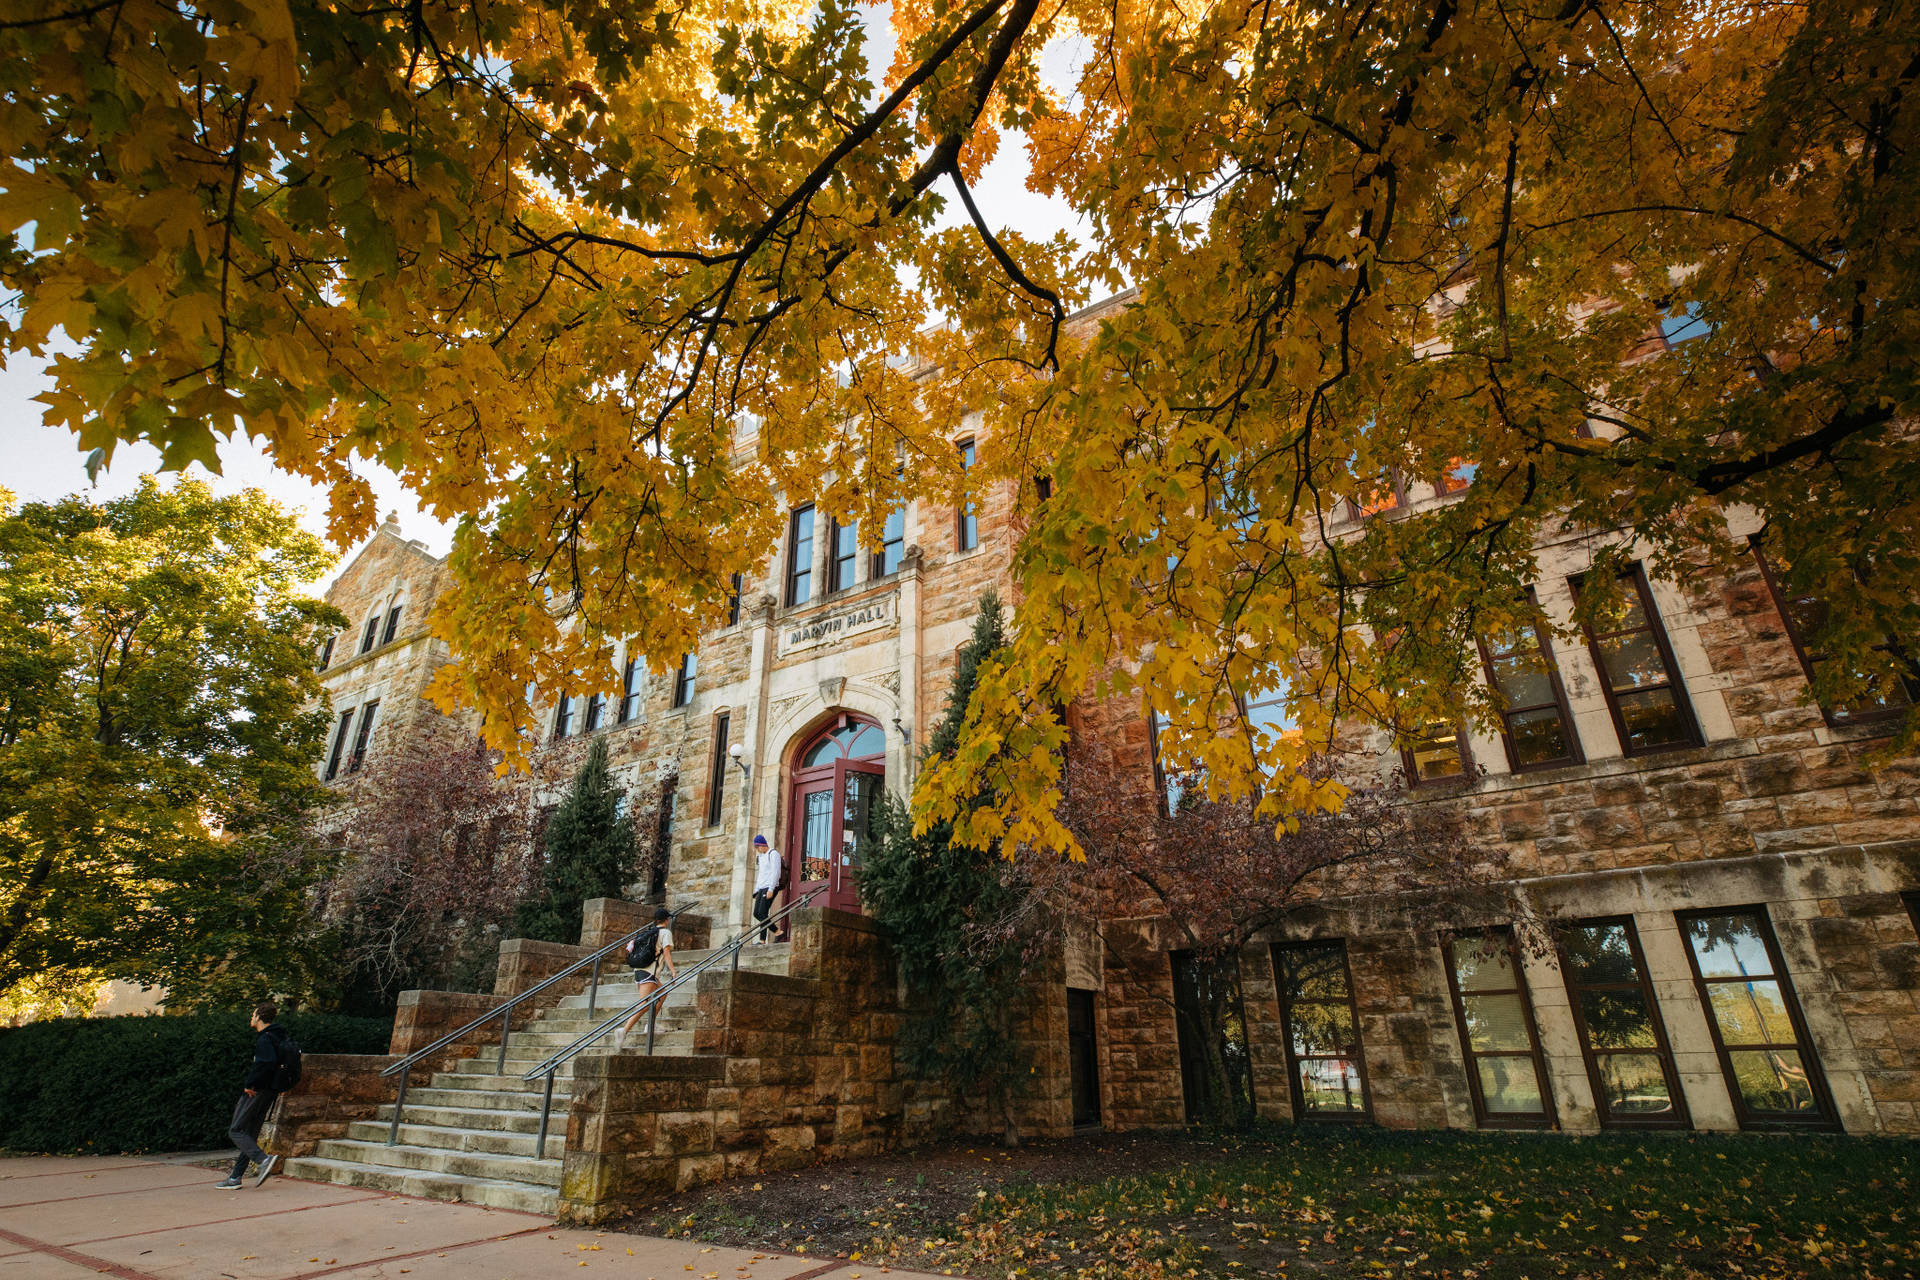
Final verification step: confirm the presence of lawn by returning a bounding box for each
[618,1128,1918,1279]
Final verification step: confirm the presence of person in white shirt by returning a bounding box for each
[617,907,677,1048]
[751,834,785,943]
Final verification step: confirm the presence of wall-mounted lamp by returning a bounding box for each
[728,740,750,780]
[891,717,911,746]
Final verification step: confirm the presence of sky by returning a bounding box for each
[0,10,1092,584]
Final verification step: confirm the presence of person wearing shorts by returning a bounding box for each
[617,907,677,1048]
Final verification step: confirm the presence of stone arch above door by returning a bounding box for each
[762,675,900,761]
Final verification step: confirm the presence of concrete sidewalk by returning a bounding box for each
[0,1157,947,1280]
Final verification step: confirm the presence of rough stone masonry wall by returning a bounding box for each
[558,908,956,1222]
[1431,551,1920,883]
[264,1053,401,1158]
[1056,547,1920,1136]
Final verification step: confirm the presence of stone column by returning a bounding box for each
[896,546,923,794]
[737,592,777,933]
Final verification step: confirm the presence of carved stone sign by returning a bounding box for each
[780,592,896,655]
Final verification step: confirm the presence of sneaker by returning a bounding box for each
[253,1155,280,1187]
[216,1176,244,1189]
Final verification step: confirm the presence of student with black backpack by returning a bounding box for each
[216,1002,300,1189]
[616,907,678,1049]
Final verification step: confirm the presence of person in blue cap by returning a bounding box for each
[750,834,785,942]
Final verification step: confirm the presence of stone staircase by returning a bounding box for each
[285,943,791,1215]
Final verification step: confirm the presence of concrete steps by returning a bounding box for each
[284,938,791,1218]
[287,1153,559,1214]
[346,1118,566,1159]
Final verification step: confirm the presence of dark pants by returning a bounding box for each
[228,1091,273,1178]
[752,889,780,940]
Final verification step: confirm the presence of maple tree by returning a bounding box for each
[0,478,342,1008]
[4,1,1915,853]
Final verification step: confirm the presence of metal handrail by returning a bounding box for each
[379,900,701,1145]
[520,886,825,1157]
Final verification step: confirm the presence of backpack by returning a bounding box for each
[627,923,661,971]
[271,1033,303,1093]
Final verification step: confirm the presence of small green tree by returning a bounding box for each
[513,735,634,943]
[862,590,1039,1145]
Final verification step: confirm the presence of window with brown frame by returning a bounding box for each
[1402,722,1470,784]
[1434,459,1478,495]
[785,505,815,606]
[1147,709,1194,816]
[359,613,380,654]
[584,692,604,733]
[382,604,403,645]
[1479,601,1583,772]
[956,439,979,551]
[648,779,677,899]
[871,506,905,578]
[1556,917,1690,1129]
[1752,539,1915,726]
[317,634,335,671]
[1272,941,1371,1122]
[1348,471,1406,520]
[618,655,644,723]
[324,707,354,780]
[1442,930,1555,1128]
[1571,565,1702,756]
[827,518,859,593]
[1675,908,1839,1130]
[1170,950,1255,1126]
[552,693,575,741]
[672,652,697,708]
[726,573,743,626]
[347,699,380,773]
[705,712,731,827]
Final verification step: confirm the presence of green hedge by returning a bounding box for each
[0,1011,392,1154]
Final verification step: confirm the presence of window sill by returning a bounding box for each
[777,577,901,624]
[1430,738,1760,800]
[1815,713,1906,744]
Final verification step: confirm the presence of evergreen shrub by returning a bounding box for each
[514,735,636,943]
[0,1010,391,1153]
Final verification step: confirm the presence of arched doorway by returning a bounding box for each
[787,713,886,913]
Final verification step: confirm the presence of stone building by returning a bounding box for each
[313,512,465,789]
[312,299,1920,1162]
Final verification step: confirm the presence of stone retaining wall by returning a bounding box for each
[263,1053,400,1158]
[557,907,951,1222]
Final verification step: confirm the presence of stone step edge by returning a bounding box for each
[343,1118,570,1150]
[282,1156,559,1212]
[314,1138,563,1178]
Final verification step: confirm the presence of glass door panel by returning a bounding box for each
[796,785,834,888]
[830,759,884,912]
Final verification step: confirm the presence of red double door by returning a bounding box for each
[788,756,883,914]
